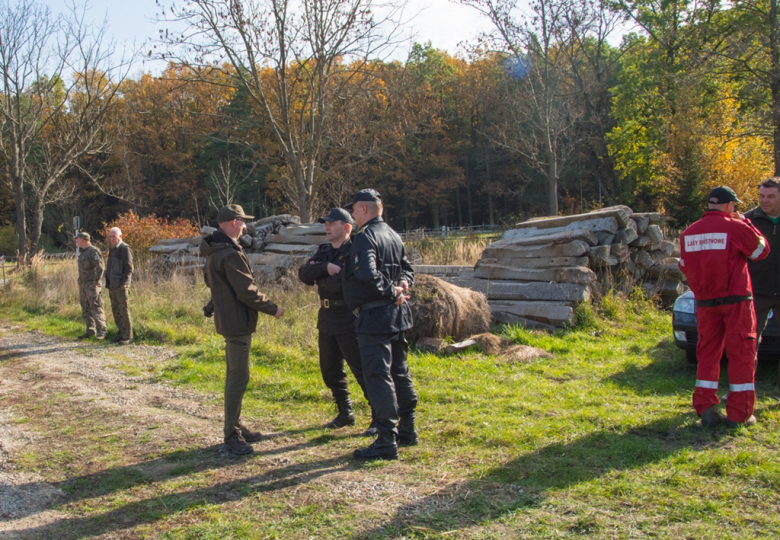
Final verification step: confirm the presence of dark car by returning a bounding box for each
[672,290,780,363]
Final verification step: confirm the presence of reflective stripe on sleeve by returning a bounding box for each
[750,238,767,260]
[729,383,755,392]
[695,380,719,389]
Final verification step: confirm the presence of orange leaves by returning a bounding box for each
[102,211,198,264]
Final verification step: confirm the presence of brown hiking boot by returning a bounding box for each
[701,406,727,427]
[224,431,253,455]
[239,424,263,443]
[727,415,757,429]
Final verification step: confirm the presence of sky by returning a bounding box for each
[43,0,498,75]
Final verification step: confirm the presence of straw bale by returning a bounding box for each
[408,275,491,342]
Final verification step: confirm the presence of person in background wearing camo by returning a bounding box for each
[106,227,134,345]
[75,232,106,340]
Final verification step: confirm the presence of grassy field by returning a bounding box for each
[1,260,780,539]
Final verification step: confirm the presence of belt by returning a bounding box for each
[696,295,752,308]
[353,298,394,316]
[321,298,347,308]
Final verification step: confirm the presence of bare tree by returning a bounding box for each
[206,154,259,209]
[0,0,131,261]
[159,0,410,222]
[461,0,615,216]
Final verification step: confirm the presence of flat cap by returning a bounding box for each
[708,186,742,205]
[217,204,254,223]
[343,188,382,211]
[74,232,90,241]
[318,208,354,225]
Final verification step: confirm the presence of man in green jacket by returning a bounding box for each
[201,204,284,455]
[107,227,134,345]
[746,177,780,388]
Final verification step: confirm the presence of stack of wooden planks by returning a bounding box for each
[418,206,686,329]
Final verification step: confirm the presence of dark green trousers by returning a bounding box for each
[109,285,133,340]
[224,334,252,439]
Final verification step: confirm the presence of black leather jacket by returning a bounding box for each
[746,206,780,297]
[342,216,414,334]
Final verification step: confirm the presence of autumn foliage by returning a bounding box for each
[102,211,198,266]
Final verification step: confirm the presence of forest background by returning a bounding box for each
[1,0,779,262]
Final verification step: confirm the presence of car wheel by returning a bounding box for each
[685,349,697,364]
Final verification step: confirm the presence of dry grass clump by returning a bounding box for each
[470,333,511,355]
[408,275,491,342]
[498,344,554,363]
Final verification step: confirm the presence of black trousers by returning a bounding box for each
[318,331,368,403]
[753,295,780,343]
[357,331,417,436]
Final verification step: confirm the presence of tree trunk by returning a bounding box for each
[12,178,27,262]
[28,197,45,257]
[546,145,558,216]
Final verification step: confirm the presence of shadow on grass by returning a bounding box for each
[356,415,724,539]
[608,338,780,397]
[0,342,79,362]
[8,436,357,538]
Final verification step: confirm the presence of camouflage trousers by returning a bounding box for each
[109,285,133,340]
[79,284,106,337]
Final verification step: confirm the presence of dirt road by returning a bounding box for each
[0,322,442,539]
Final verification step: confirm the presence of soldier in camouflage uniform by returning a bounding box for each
[75,232,106,340]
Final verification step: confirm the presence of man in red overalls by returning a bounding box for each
[679,186,769,428]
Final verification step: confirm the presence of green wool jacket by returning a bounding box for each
[201,229,278,336]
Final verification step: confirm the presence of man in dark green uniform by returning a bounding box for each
[201,204,284,455]
[106,227,134,345]
[298,208,375,433]
[342,189,418,461]
[75,232,106,340]
[746,177,780,389]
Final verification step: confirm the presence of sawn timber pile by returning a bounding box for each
[150,215,423,282]
[418,206,687,329]
[150,214,325,281]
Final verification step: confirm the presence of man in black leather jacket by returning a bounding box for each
[298,208,375,433]
[342,189,418,460]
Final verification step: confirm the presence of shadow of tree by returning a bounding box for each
[7,431,349,525]
[355,415,724,539]
[12,449,356,539]
[608,338,780,397]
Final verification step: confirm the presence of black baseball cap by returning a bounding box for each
[343,188,382,211]
[217,204,254,223]
[708,186,742,205]
[318,208,354,225]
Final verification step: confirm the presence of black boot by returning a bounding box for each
[363,407,378,436]
[397,414,418,446]
[353,432,398,461]
[325,398,355,429]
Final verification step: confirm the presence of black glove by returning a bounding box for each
[203,299,214,318]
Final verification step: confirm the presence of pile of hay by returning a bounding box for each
[408,275,491,342]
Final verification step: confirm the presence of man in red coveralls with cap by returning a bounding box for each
[679,186,769,428]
